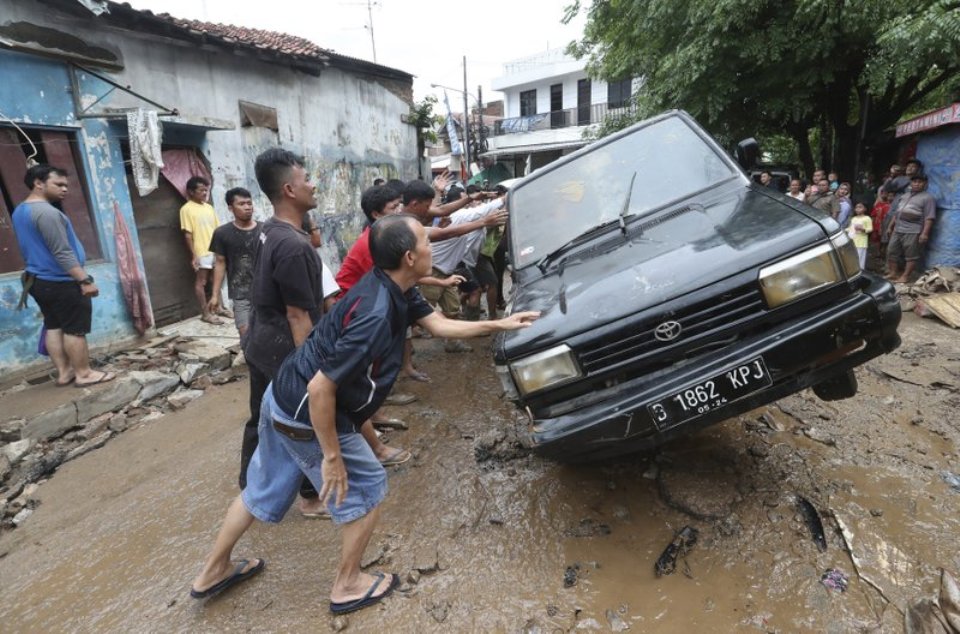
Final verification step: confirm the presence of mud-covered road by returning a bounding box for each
[1,313,959,632]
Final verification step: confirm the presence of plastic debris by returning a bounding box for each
[942,471,960,493]
[821,568,849,593]
[797,495,827,552]
[655,525,698,577]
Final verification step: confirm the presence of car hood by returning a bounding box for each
[499,187,833,359]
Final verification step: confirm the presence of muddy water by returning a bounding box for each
[1,314,959,632]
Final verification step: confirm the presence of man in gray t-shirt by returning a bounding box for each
[886,173,936,283]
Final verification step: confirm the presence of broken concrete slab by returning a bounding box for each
[1,439,34,465]
[75,377,142,422]
[128,370,181,402]
[167,389,204,410]
[22,403,78,442]
[0,419,24,443]
[177,362,206,385]
[175,341,231,372]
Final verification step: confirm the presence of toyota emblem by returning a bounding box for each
[654,320,682,342]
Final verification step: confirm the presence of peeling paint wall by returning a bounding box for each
[0,49,147,378]
[0,1,418,377]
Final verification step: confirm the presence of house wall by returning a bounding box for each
[0,1,418,377]
[0,49,146,376]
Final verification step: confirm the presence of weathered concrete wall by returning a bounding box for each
[0,49,147,378]
[0,0,419,377]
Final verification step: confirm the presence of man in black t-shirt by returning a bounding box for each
[209,187,261,337]
[190,214,540,611]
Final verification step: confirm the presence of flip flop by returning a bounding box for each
[74,371,116,388]
[190,558,265,599]
[379,447,411,467]
[404,369,431,383]
[50,371,75,387]
[372,418,409,431]
[329,572,399,615]
[201,316,226,325]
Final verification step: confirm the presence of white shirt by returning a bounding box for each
[787,191,805,201]
[429,199,503,274]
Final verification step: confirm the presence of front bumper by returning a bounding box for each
[524,274,901,462]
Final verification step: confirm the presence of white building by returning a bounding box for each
[486,48,636,176]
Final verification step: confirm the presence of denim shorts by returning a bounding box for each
[241,386,387,525]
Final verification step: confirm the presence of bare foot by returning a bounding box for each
[192,557,262,594]
[403,366,430,382]
[331,571,395,604]
[894,277,909,284]
[201,314,225,325]
[54,370,76,386]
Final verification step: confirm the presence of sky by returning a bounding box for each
[123,0,588,111]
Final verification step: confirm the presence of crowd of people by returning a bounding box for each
[178,149,536,613]
[758,157,937,283]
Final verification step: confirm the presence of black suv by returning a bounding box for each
[494,110,901,462]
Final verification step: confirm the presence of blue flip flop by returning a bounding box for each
[190,558,265,599]
[329,572,399,614]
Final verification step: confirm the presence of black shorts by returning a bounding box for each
[475,255,498,289]
[29,278,92,336]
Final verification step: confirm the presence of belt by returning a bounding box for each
[272,419,315,441]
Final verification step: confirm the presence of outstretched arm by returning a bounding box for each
[417,310,539,338]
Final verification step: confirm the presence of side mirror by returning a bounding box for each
[736,138,759,170]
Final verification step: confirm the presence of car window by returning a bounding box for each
[510,115,737,268]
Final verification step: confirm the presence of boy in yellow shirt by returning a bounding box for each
[847,201,873,271]
[180,176,223,324]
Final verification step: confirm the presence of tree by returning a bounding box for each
[565,0,960,179]
[409,96,441,178]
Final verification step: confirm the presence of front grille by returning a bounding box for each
[576,284,766,376]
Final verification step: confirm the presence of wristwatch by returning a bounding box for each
[79,275,95,285]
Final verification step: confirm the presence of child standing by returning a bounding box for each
[848,202,873,270]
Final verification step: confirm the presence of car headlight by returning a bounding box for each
[509,344,582,395]
[759,243,841,308]
[831,231,861,279]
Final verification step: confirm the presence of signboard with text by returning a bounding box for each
[896,103,960,138]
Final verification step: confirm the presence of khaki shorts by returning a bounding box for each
[887,231,923,262]
[419,267,460,318]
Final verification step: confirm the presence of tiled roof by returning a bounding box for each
[152,15,331,61]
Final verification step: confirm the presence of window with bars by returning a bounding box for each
[607,78,633,109]
[0,126,102,274]
[519,89,537,117]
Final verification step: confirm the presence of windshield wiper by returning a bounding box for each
[619,171,637,235]
[536,172,639,273]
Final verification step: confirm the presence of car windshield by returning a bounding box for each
[510,115,738,269]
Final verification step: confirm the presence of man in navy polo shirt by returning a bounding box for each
[190,214,538,613]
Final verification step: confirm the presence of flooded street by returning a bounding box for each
[1,313,959,632]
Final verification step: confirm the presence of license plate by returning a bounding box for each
[647,357,772,431]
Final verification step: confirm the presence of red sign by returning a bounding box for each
[895,103,960,138]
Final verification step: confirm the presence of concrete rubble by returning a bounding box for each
[0,329,244,530]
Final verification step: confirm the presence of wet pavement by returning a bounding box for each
[1,313,958,632]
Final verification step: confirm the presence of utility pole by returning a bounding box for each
[462,55,471,178]
[367,0,377,63]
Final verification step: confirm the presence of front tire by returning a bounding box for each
[813,369,858,401]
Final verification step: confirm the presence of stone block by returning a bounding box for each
[0,419,24,443]
[177,362,207,384]
[0,454,10,481]
[75,377,142,423]
[107,413,128,433]
[167,389,204,410]
[128,370,181,402]
[176,341,231,372]
[23,404,78,442]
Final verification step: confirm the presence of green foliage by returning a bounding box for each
[567,0,960,176]
[410,96,441,145]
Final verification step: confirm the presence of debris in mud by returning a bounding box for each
[564,518,611,538]
[905,569,960,634]
[563,564,579,588]
[423,598,451,623]
[605,608,630,631]
[820,568,849,592]
[942,471,960,493]
[655,525,698,577]
[802,427,837,447]
[796,496,827,552]
[473,426,529,465]
[330,615,348,631]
